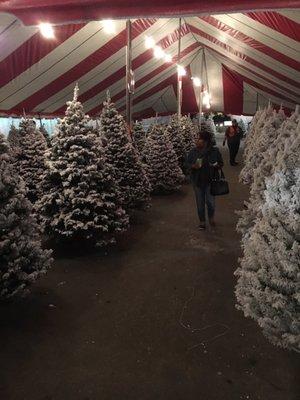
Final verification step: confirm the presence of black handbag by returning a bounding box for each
[210,169,229,196]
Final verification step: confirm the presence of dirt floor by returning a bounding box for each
[0,146,299,400]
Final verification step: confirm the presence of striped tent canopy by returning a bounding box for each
[0,9,299,118]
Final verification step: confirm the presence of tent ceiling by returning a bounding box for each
[1,1,299,25]
[0,9,299,118]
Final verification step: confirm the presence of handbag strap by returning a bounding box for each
[220,168,225,179]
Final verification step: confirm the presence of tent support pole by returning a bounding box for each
[126,19,132,128]
[198,48,204,131]
[177,17,182,118]
[198,86,202,130]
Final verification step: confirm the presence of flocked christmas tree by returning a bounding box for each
[274,107,300,171]
[7,123,21,158]
[180,115,197,154]
[240,105,274,185]
[235,153,300,350]
[12,118,49,204]
[200,114,216,144]
[236,109,300,352]
[144,125,184,194]
[250,108,285,178]
[0,133,52,299]
[165,114,186,170]
[237,109,286,237]
[238,118,247,137]
[99,94,151,211]
[132,120,146,155]
[39,123,51,147]
[240,108,263,172]
[37,85,128,247]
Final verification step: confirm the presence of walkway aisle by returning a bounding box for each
[0,149,299,400]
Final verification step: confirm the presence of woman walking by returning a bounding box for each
[187,131,223,230]
[223,119,242,166]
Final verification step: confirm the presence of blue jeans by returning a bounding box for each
[193,185,215,223]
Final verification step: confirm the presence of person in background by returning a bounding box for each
[223,119,242,166]
[187,131,223,230]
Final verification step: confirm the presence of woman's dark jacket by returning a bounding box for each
[187,145,224,187]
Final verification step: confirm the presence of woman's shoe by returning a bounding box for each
[199,223,206,230]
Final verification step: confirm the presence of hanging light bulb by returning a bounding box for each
[202,90,211,109]
[164,53,172,63]
[145,36,155,49]
[192,77,201,87]
[154,46,165,59]
[102,20,116,34]
[177,65,186,76]
[39,23,55,39]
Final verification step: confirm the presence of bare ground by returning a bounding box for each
[0,148,299,400]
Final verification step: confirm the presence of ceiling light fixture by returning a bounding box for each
[177,65,186,76]
[145,36,155,49]
[102,20,116,34]
[39,23,55,39]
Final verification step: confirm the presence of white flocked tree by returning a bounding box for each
[132,120,147,155]
[240,105,274,185]
[200,114,216,144]
[99,94,151,211]
[0,133,52,299]
[39,123,52,147]
[37,85,129,247]
[165,114,186,171]
[144,124,184,194]
[237,108,286,237]
[235,109,300,352]
[240,109,263,172]
[7,123,21,158]
[236,167,300,351]
[180,115,197,154]
[12,118,49,204]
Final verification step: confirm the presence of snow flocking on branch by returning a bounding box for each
[0,133,52,298]
[143,124,184,194]
[99,95,151,211]
[236,106,300,352]
[36,85,129,247]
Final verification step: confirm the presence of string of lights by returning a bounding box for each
[38,21,211,111]
[144,35,212,110]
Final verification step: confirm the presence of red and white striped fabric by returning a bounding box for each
[0,9,299,118]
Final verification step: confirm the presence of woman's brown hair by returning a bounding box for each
[199,130,213,148]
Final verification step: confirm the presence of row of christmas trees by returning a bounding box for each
[1,85,198,299]
[235,104,300,352]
